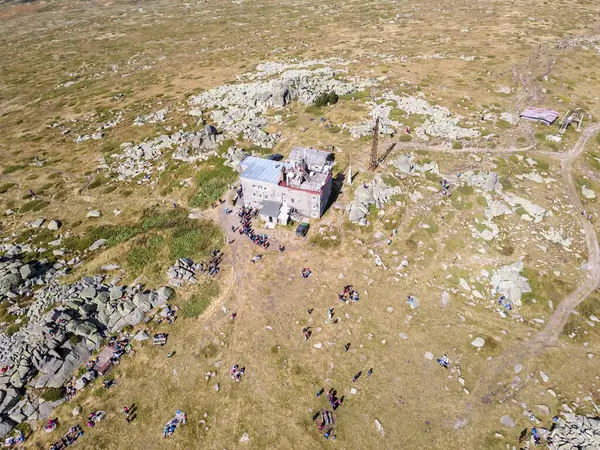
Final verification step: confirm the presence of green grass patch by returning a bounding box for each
[533,157,550,171]
[495,119,512,129]
[340,90,369,101]
[456,185,474,196]
[127,235,166,272]
[521,268,572,305]
[40,387,65,402]
[309,233,341,249]
[189,157,237,210]
[5,317,28,336]
[2,165,26,174]
[170,225,223,260]
[304,105,324,116]
[88,176,105,190]
[452,141,463,149]
[0,183,16,193]
[476,196,488,207]
[63,208,222,256]
[398,134,412,142]
[19,199,49,213]
[424,223,439,233]
[182,281,220,318]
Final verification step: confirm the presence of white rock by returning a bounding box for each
[471,337,485,348]
[374,419,385,437]
[424,351,434,360]
[539,371,549,382]
[441,291,450,307]
[581,186,596,199]
[87,210,101,218]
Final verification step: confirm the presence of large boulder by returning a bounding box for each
[0,418,15,439]
[154,286,174,307]
[132,293,152,312]
[124,308,145,326]
[47,219,62,231]
[19,263,35,280]
[490,261,532,307]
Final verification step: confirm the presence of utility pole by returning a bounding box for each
[369,117,379,171]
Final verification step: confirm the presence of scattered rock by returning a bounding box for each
[47,220,61,231]
[500,415,515,428]
[375,419,385,437]
[471,337,485,348]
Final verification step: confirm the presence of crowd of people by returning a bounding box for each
[86,411,105,428]
[235,207,270,248]
[338,285,359,303]
[195,250,223,277]
[3,432,24,447]
[230,364,245,382]
[156,305,178,325]
[48,425,83,449]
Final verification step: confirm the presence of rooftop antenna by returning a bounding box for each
[369,117,379,171]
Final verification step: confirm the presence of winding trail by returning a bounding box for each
[532,123,600,346]
[378,124,600,403]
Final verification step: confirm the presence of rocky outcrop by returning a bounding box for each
[0,273,174,434]
[550,413,600,448]
[189,65,371,149]
[347,176,402,225]
[350,92,480,141]
[490,261,531,307]
[101,128,223,181]
[223,146,251,171]
[0,257,61,302]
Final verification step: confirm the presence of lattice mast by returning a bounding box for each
[370,117,379,171]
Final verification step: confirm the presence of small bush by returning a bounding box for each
[70,334,82,345]
[13,422,31,436]
[183,281,220,318]
[2,165,26,174]
[313,91,339,108]
[87,177,104,189]
[452,141,463,150]
[398,134,412,142]
[0,183,16,194]
[40,387,65,402]
[20,199,49,213]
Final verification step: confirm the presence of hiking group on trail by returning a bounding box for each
[235,206,270,249]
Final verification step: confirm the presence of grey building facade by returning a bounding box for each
[239,147,334,223]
